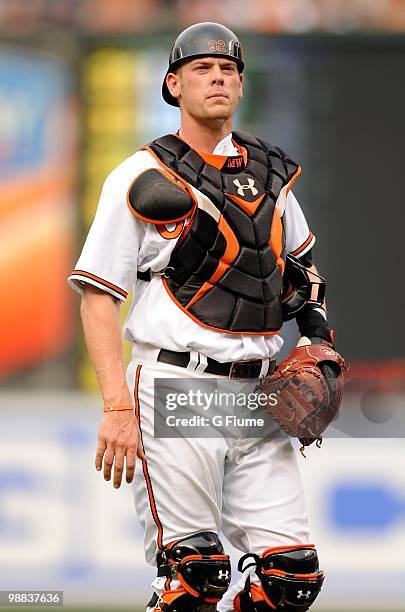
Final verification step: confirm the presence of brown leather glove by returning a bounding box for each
[260,340,348,452]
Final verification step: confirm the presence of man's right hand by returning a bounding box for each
[95,410,146,489]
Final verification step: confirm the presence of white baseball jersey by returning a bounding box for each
[68,133,315,362]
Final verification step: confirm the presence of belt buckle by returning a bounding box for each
[229,359,262,380]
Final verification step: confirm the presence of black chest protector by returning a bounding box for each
[128,131,300,335]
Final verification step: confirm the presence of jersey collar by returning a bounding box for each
[175,130,248,173]
[198,133,247,173]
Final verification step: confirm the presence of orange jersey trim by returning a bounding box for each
[290,231,314,257]
[71,270,127,298]
[134,365,164,550]
[196,149,228,170]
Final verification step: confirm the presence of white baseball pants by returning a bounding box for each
[126,348,310,611]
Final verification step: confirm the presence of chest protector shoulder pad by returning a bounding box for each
[133,131,300,335]
[128,167,195,224]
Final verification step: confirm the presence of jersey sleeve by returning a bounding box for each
[68,158,146,302]
[284,190,316,258]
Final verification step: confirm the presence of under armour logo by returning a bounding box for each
[218,569,229,580]
[297,590,312,600]
[233,178,258,196]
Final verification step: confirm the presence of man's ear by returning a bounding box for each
[166,71,181,101]
[239,72,244,99]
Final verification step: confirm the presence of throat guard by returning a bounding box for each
[132,132,300,334]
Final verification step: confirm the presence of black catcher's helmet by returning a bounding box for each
[162,22,244,107]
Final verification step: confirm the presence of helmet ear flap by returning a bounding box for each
[281,255,326,321]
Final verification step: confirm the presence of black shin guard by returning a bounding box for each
[234,545,324,611]
[151,532,231,611]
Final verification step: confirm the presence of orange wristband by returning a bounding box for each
[103,403,134,413]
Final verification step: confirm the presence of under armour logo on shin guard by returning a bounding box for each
[297,590,312,600]
[218,569,230,580]
[233,178,258,196]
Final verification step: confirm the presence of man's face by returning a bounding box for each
[166,56,243,121]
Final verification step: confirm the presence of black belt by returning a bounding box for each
[157,348,276,380]
[137,269,152,281]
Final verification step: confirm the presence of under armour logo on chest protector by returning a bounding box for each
[233,177,259,197]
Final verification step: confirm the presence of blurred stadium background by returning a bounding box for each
[0,1,404,610]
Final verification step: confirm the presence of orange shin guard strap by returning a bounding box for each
[234,583,277,611]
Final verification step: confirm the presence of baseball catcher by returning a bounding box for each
[69,20,348,612]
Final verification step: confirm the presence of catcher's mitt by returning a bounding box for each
[260,340,348,452]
